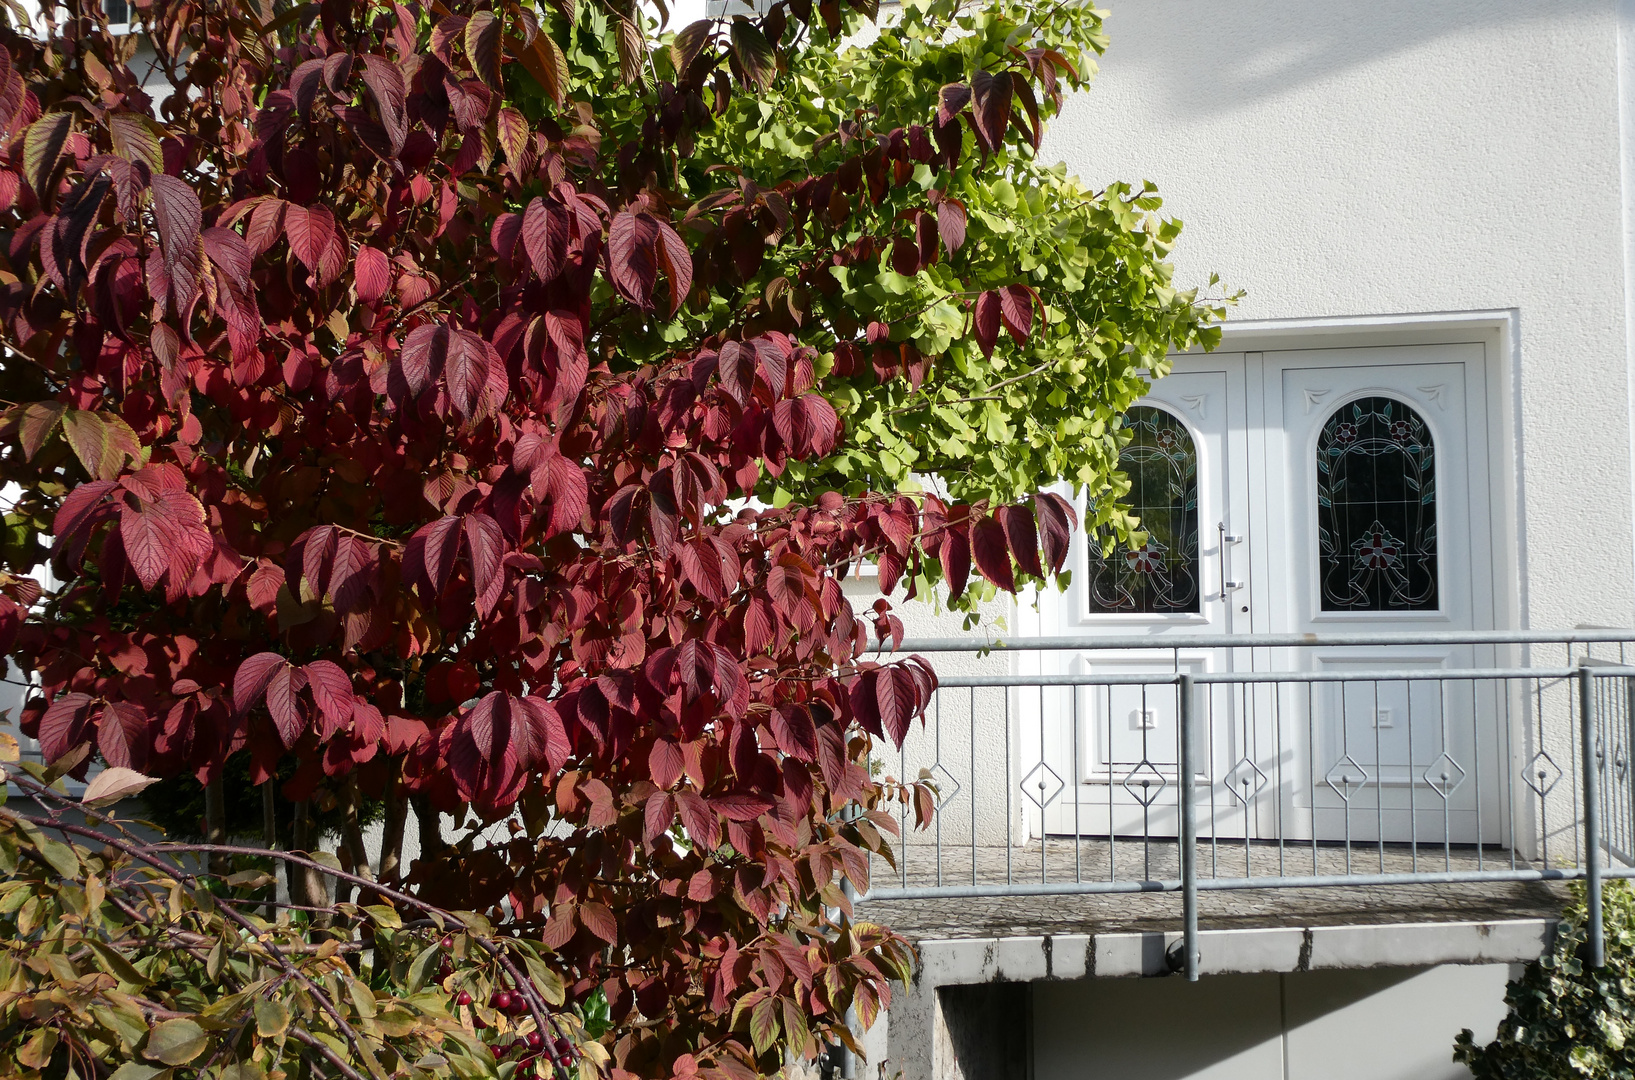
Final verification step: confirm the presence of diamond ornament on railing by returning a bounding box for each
[1324,755,1370,802]
[1020,761,1065,809]
[1421,752,1466,799]
[1225,757,1268,806]
[1120,760,1168,807]
[1522,750,1562,797]
[928,762,962,809]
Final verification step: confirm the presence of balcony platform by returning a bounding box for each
[862,837,1569,941]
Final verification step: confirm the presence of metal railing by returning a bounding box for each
[857,630,1635,980]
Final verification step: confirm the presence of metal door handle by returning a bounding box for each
[1218,523,1243,602]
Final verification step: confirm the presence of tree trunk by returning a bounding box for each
[336,776,371,905]
[262,782,279,920]
[378,760,407,883]
[203,776,228,878]
[412,794,445,862]
[290,799,330,918]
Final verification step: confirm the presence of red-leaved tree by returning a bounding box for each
[0,0,1220,1074]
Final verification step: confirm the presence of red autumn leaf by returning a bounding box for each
[716,341,756,405]
[284,204,338,284]
[464,10,504,88]
[304,660,356,738]
[116,465,212,593]
[38,692,94,763]
[150,173,201,278]
[644,790,675,848]
[267,662,308,749]
[360,54,408,156]
[742,595,775,653]
[1011,70,1042,149]
[462,511,506,617]
[405,515,463,596]
[233,652,287,714]
[771,393,840,458]
[579,902,619,944]
[999,283,1035,343]
[969,69,1012,154]
[398,323,449,398]
[973,290,1000,358]
[521,195,568,282]
[97,701,148,770]
[655,219,693,316]
[713,793,774,822]
[999,502,1044,578]
[354,245,391,304]
[890,235,919,276]
[970,514,1014,592]
[1034,491,1076,573]
[676,789,720,850]
[770,704,817,761]
[937,198,966,253]
[649,739,684,789]
[875,663,917,747]
[609,209,660,309]
[516,695,571,771]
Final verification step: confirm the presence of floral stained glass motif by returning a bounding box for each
[1316,396,1437,611]
[1087,406,1200,614]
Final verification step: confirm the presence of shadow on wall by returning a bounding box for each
[1084,0,1604,119]
[947,963,1515,1080]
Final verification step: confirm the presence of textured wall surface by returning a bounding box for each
[1050,0,1634,629]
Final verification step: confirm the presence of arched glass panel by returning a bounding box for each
[1086,406,1200,614]
[1316,396,1437,611]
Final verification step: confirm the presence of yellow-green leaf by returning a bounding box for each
[22,111,71,205]
[61,410,142,481]
[406,942,440,995]
[18,1027,58,1068]
[107,1063,167,1080]
[254,995,290,1038]
[145,1018,208,1065]
[363,904,401,929]
[87,940,150,988]
[81,766,161,808]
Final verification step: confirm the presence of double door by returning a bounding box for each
[1029,343,1500,843]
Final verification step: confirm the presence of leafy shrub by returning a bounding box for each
[0,757,591,1080]
[1457,882,1635,1078]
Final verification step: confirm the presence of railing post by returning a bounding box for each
[1179,672,1199,981]
[1581,663,1605,968]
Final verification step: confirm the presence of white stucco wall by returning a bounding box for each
[1050,0,1635,629]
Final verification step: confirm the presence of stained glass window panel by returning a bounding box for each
[1086,406,1200,614]
[1316,396,1437,611]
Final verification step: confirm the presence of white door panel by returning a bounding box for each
[1036,359,1256,838]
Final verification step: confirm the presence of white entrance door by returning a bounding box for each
[1256,345,1498,844]
[1034,356,1258,840]
[1034,342,1499,844]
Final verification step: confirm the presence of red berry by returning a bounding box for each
[440,935,454,950]
[526,1032,545,1051]
[455,991,472,1006]
[554,1038,572,1056]
[507,995,530,1016]
[490,990,513,1012]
